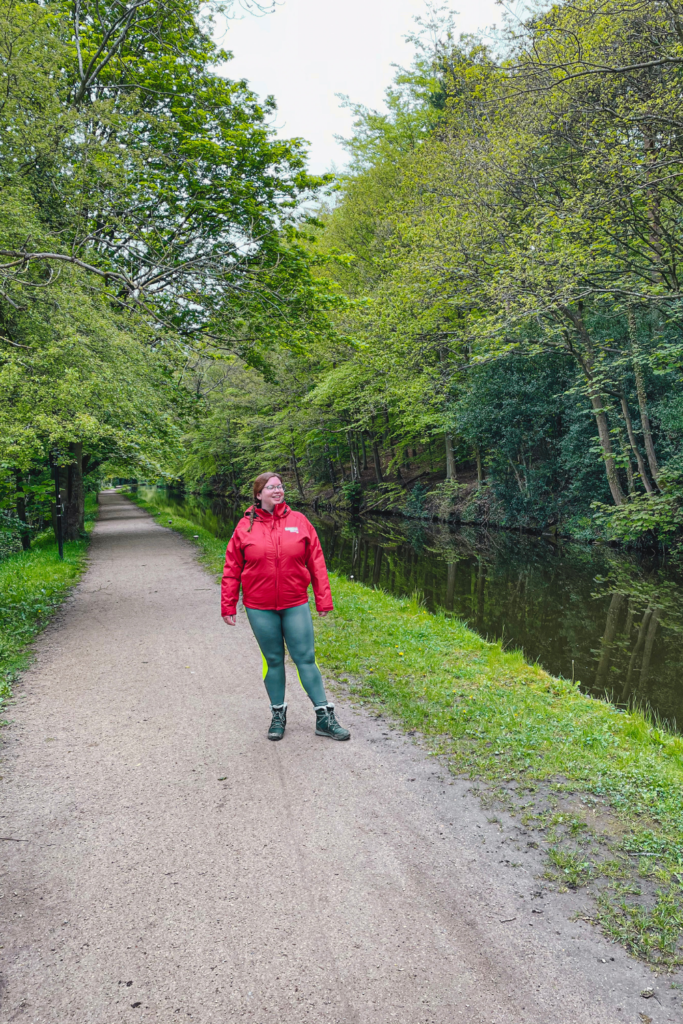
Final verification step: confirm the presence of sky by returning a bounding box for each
[216,0,505,174]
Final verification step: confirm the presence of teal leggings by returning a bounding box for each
[245,603,328,707]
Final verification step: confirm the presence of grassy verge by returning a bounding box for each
[0,493,98,717]
[124,489,683,968]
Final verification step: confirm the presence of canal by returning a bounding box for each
[140,487,683,730]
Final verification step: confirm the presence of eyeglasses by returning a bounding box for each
[263,483,284,491]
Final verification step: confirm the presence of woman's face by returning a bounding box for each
[257,476,284,511]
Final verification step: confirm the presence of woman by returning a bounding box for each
[221,472,350,743]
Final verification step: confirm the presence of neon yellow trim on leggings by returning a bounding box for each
[261,653,268,680]
[294,660,323,692]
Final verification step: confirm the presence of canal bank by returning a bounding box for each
[133,486,683,730]
[126,488,683,968]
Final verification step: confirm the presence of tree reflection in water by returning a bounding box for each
[314,518,683,730]
[591,559,683,726]
[141,488,683,731]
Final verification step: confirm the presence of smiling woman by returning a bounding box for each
[221,472,350,741]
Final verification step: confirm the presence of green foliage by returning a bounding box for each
[546,848,592,889]
[8,0,683,544]
[404,481,428,518]
[342,480,364,511]
[0,469,55,556]
[0,493,97,714]
[0,0,337,537]
[173,4,683,545]
[0,0,331,345]
[592,471,683,543]
[0,265,184,472]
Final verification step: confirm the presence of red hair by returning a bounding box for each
[247,472,282,532]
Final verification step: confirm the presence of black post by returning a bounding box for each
[52,455,64,560]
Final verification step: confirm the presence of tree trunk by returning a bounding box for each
[50,460,65,548]
[590,392,626,505]
[622,436,636,495]
[63,442,85,541]
[336,446,346,482]
[347,431,361,482]
[475,446,483,489]
[14,470,31,550]
[290,446,305,500]
[324,444,336,486]
[561,306,626,505]
[508,458,526,495]
[616,426,635,494]
[445,433,457,482]
[371,437,383,484]
[639,607,660,687]
[383,407,395,458]
[594,592,625,690]
[623,606,652,700]
[446,561,456,611]
[361,434,368,471]
[351,534,360,571]
[372,545,383,586]
[620,393,653,493]
[627,305,660,487]
[439,345,457,483]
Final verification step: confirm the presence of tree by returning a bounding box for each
[0,0,337,540]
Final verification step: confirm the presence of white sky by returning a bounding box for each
[216,0,505,174]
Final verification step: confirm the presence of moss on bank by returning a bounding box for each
[0,493,98,716]
[125,489,683,967]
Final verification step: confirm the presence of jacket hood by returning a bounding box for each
[244,502,291,521]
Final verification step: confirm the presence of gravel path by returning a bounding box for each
[0,491,677,1023]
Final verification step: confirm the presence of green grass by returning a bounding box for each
[0,493,98,716]
[124,489,683,967]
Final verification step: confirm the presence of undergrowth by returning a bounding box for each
[0,492,98,716]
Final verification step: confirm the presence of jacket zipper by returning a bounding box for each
[273,514,279,608]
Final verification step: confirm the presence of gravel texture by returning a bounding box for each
[0,491,677,1023]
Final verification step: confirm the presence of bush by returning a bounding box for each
[592,478,683,545]
[342,480,364,512]
[405,481,429,518]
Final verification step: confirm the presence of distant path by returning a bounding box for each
[0,492,674,1023]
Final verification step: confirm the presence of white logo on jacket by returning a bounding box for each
[284,526,299,533]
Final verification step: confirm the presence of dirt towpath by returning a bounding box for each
[0,492,677,1023]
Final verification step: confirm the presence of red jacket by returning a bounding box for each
[221,503,333,616]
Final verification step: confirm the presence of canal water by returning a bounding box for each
[140,487,683,730]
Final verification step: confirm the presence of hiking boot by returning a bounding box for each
[314,704,350,741]
[268,703,287,741]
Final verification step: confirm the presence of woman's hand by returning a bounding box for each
[223,615,236,626]
[318,611,329,618]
